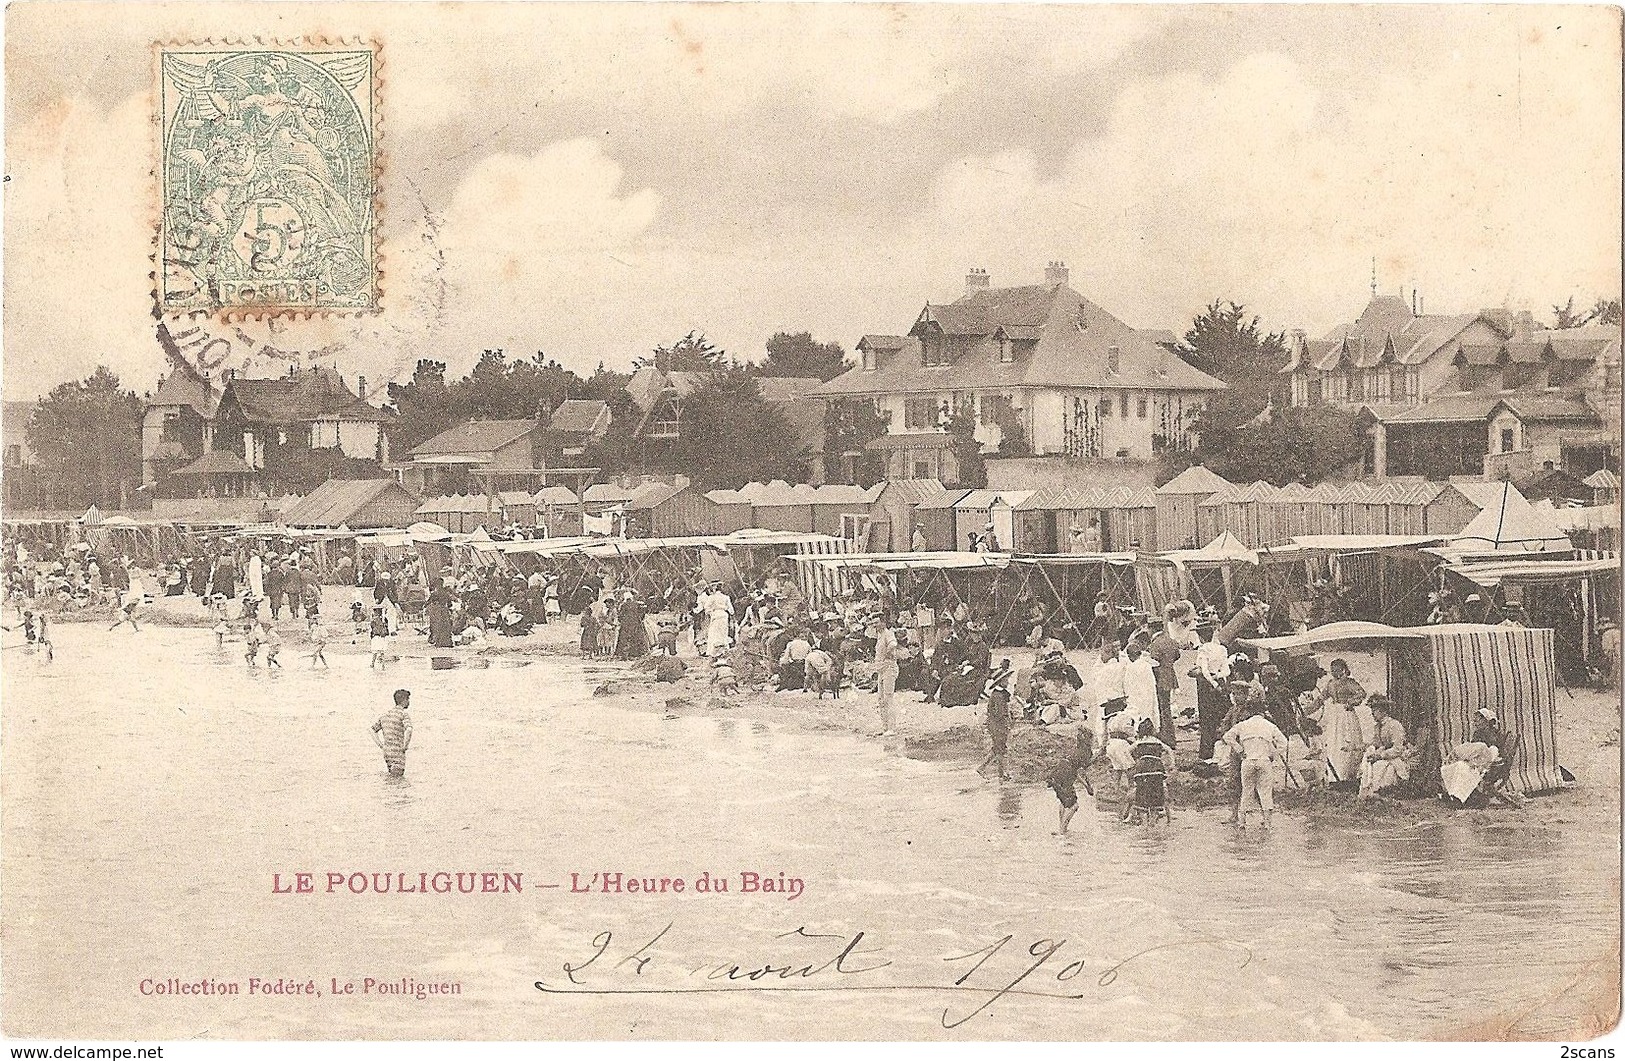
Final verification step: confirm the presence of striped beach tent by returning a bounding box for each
[1423,625,1562,794]
[1245,622,1562,795]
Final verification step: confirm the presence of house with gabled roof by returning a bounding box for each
[623,366,829,481]
[141,361,222,487]
[816,263,1226,483]
[211,365,392,475]
[1304,294,1622,479]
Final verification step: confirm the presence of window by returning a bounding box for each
[861,348,876,371]
[904,397,939,430]
[1307,378,1323,406]
[1107,346,1121,374]
[650,418,680,439]
[1119,393,1130,418]
[998,339,1014,364]
[1500,427,1516,453]
[1099,397,1112,417]
[913,460,932,479]
[1404,370,1419,400]
[4,445,20,467]
[1136,396,1148,419]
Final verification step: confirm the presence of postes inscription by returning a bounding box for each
[159,45,378,314]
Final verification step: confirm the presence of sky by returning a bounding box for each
[3,2,1621,401]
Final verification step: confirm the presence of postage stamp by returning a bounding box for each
[157,43,379,315]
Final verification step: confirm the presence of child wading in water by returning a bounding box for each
[308,628,329,668]
[109,590,142,632]
[1046,728,1097,833]
[369,607,391,669]
[244,621,263,667]
[977,659,1015,779]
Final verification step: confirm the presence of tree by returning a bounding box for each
[269,446,386,495]
[991,402,1031,458]
[1179,299,1291,415]
[943,406,986,489]
[670,367,808,488]
[761,331,849,382]
[1553,295,1622,328]
[386,359,454,453]
[388,350,580,453]
[636,331,727,372]
[25,366,143,509]
[1161,300,1358,486]
[569,362,632,403]
[824,398,891,485]
[1169,399,1364,486]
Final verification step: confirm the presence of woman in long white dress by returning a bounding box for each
[1316,658,1367,785]
[697,581,734,657]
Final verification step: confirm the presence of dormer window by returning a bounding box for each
[862,348,876,372]
[998,338,1013,364]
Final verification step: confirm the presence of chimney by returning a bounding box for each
[357,375,368,401]
[1411,288,1417,314]
[965,267,990,295]
[1044,260,1070,286]
[1107,345,1121,375]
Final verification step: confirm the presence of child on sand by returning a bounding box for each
[713,654,739,694]
[309,628,329,668]
[263,625,283,669]
[653,609,680,656]
[303,583,321,634]
[351,599,368,641]
[214,618,229,649]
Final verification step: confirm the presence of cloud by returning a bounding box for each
[4,94,156,398]
[896,13,1623,335]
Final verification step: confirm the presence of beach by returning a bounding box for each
[1,606,1618,1041]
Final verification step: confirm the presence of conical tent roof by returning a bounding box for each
[1156,465,1232,496]
[1452,481,1572,550]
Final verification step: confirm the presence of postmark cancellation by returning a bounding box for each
[158,42,379,316]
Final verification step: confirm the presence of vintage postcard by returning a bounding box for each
[2,1,1621,1047]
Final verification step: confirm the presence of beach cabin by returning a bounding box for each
[625,481,720,538]
[282,478,420,530]
[808,484,883,540]
[913,489,970,551]
[865,478,948,552]
[702,489,757,535]
[498,490,537,528]
[1103,485,1158,552]
[1154,465,1230,552]
[534,485,581,538]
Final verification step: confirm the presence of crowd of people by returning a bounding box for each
[0,528,1584,830]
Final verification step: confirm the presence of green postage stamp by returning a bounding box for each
[158,43,379,315]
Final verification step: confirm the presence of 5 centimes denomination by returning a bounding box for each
[158,43,379,315]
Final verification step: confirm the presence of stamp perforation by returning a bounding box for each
[152,36,384,321]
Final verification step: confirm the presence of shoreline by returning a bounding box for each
[28,592,1622,834]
